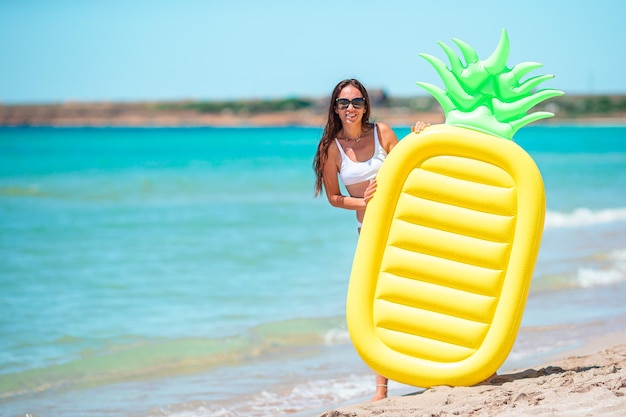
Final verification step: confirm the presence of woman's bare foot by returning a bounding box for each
[370,384,388,401]
[370,373,389,401]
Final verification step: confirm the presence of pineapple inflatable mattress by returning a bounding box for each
[346,30,562,388]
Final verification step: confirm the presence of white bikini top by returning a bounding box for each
[335,124,388,186]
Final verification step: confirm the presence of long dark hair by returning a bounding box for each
[312,79,372,196]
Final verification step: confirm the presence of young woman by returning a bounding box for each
[312,78,429,401]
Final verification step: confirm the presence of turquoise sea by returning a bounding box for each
[1,125,625,417]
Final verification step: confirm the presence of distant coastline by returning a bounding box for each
[1,94,625,128]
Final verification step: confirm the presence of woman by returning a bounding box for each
[312,78,429,401]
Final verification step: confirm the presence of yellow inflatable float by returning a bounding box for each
[346,29,563,387]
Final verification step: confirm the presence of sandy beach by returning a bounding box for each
[315,332,626,417]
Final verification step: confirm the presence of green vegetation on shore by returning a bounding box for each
[1,94,625,127]
[155,97,315,114]
[153,94,626,118]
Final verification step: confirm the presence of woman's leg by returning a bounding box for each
[371,373,388,401]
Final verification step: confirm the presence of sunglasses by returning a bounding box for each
[335,97,366,110]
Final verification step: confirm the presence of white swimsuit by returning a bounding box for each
[335,124,387,187]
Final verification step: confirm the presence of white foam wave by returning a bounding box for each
[576,249,626,288]
[323,327,351,346]
[545,207,626,228]
[197,374,372,417]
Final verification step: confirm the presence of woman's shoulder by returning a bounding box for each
[374,121,393,133]
[327,138,341,159]
[374,122,399,152]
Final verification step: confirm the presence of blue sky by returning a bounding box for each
[1,0,624,103]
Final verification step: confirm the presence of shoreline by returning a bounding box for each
[314,331,626,417]
[1,104,625,128]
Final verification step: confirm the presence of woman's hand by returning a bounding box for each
[364,178,377,204]
[411,121,430,133]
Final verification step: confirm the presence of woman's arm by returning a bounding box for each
[322,143,367,211]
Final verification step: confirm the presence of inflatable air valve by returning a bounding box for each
[346,29,564,388]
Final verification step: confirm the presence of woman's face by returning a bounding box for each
[335,85,367,126]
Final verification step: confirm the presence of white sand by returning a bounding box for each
[316,332,626,417]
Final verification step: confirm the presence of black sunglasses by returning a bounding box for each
[335,97,366,110]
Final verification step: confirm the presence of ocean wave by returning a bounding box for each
[323,326,351,346]
[576,249,626,288]
[161,373,420,417]
[173,374,375,417]
[231,375,371,416]
[0,316,346,401]
[545,207,626,228]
